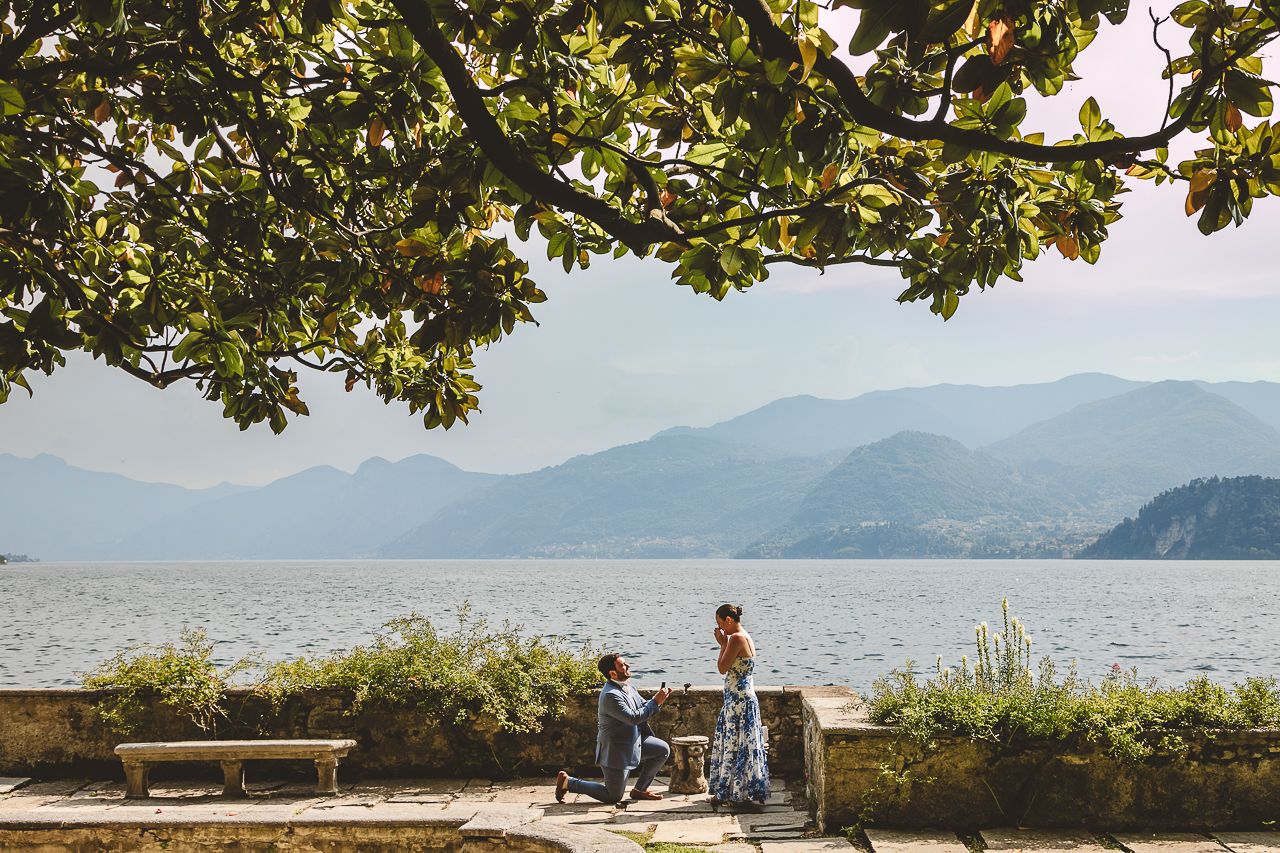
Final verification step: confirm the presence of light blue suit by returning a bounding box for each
[567,680,670,803]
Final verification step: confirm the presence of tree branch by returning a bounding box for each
[762,253,902,268]
[389,0,684,251]
[724,0,1256,163]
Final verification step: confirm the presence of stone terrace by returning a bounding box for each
[0,774,820,852]
[4,776,1280,853]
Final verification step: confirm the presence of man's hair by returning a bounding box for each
[598,653,622,679]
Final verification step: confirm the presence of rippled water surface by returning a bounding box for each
[3,559,1279,690]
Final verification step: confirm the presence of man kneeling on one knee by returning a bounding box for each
[557,653,674,803]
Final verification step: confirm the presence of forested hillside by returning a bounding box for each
[1079,477,1280,559]
[379,436,842,558]
[984,382,1280,510]
[737,432,1087,558]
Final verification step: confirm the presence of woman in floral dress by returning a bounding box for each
[707,603,770,805]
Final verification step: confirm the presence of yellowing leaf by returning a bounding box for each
[396,237,433,256]
[1188,168,1217,193]
[368,116,385,148]
[962,0,981,40]
[1226,102,1243,132]
[988,16,1014,64]
[798,37,818,82]
[94,97,111,124]
[819,162,839,191]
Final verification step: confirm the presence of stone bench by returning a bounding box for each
[115,739,357,798]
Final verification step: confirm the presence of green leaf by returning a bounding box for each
[685,142,733,166]
[1079,97,1101,132]
[720,244,748,275]
[0,82,24,116]
[1225,70,1273,118]
[941,288,959,319]
[849,2,899,55]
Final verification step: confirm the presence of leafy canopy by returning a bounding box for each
[2,0,1277,429]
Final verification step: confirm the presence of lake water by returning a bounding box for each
[2,559,1278,691]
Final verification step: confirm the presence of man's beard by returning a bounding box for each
[614,671,630,681]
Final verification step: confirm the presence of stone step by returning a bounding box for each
[1114,834,1226,853]
[982,829,1110,852]
[1216,834,1280,853]
[759,839,857,853]
[866,829,968,853]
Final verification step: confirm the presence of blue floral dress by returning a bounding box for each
[708,655,770,803]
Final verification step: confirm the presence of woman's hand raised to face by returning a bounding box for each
[714,626,726,647]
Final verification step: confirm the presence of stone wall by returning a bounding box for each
[0,686,808,781]
[803,693,1280,832]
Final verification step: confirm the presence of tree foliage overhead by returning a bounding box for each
[2,0,1277,429]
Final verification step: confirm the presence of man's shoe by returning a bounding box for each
[555,772,570,803]
[630,789,662,801]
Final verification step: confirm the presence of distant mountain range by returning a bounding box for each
[1080,476,1280,559]
[7,373,1280,560]
[658,374,1280,453]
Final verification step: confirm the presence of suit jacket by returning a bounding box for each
[596,680,661,770]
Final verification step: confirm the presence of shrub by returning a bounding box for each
[254,606,601,733]
[865,600,1280,765]
[78,627,257,736]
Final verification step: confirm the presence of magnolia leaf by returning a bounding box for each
[685,142,733,166]
[819,162,839,190]
[1225,102,1243,133]
[962,0,981,40]
[849,3,898,55]
[396,238,434,257]
[988,16,1014,65]
[798,37,818,82]
[0,83,24,116]
[1079,97,1101,132]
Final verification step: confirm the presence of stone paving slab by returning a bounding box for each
[614,808,714,824]
[650,814,740,844]
[0,778,31,794]
[537,811,616,826]
[625,796,715,813]
[1216,834,1280,853]
[866,829,968,853]
[308,795,385,809]
[8,780,88,797]
[387,792,453,803]
[737,810,813,829]
[374,778,468,795]
[1114,834,1226,853]
[462,807,545,837]
[983,830,1109,852]
[146,781,224,798]
[760,838,856,853]
[70,781,122,799]
[706,843,765,853]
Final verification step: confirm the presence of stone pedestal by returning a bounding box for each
[669,735,709,794]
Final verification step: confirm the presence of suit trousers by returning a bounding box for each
[568,736,670,803]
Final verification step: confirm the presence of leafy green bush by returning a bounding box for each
[78,627,257,736]
[254,607,601,733]
[865,600,1280,765]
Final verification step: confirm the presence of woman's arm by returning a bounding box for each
[717,633,746,674]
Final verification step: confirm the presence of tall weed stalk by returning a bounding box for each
[865,599,1280,765]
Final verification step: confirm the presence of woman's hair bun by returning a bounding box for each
[716,603,744,622]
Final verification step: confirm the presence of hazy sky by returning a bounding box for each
[3,5,1278,488]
